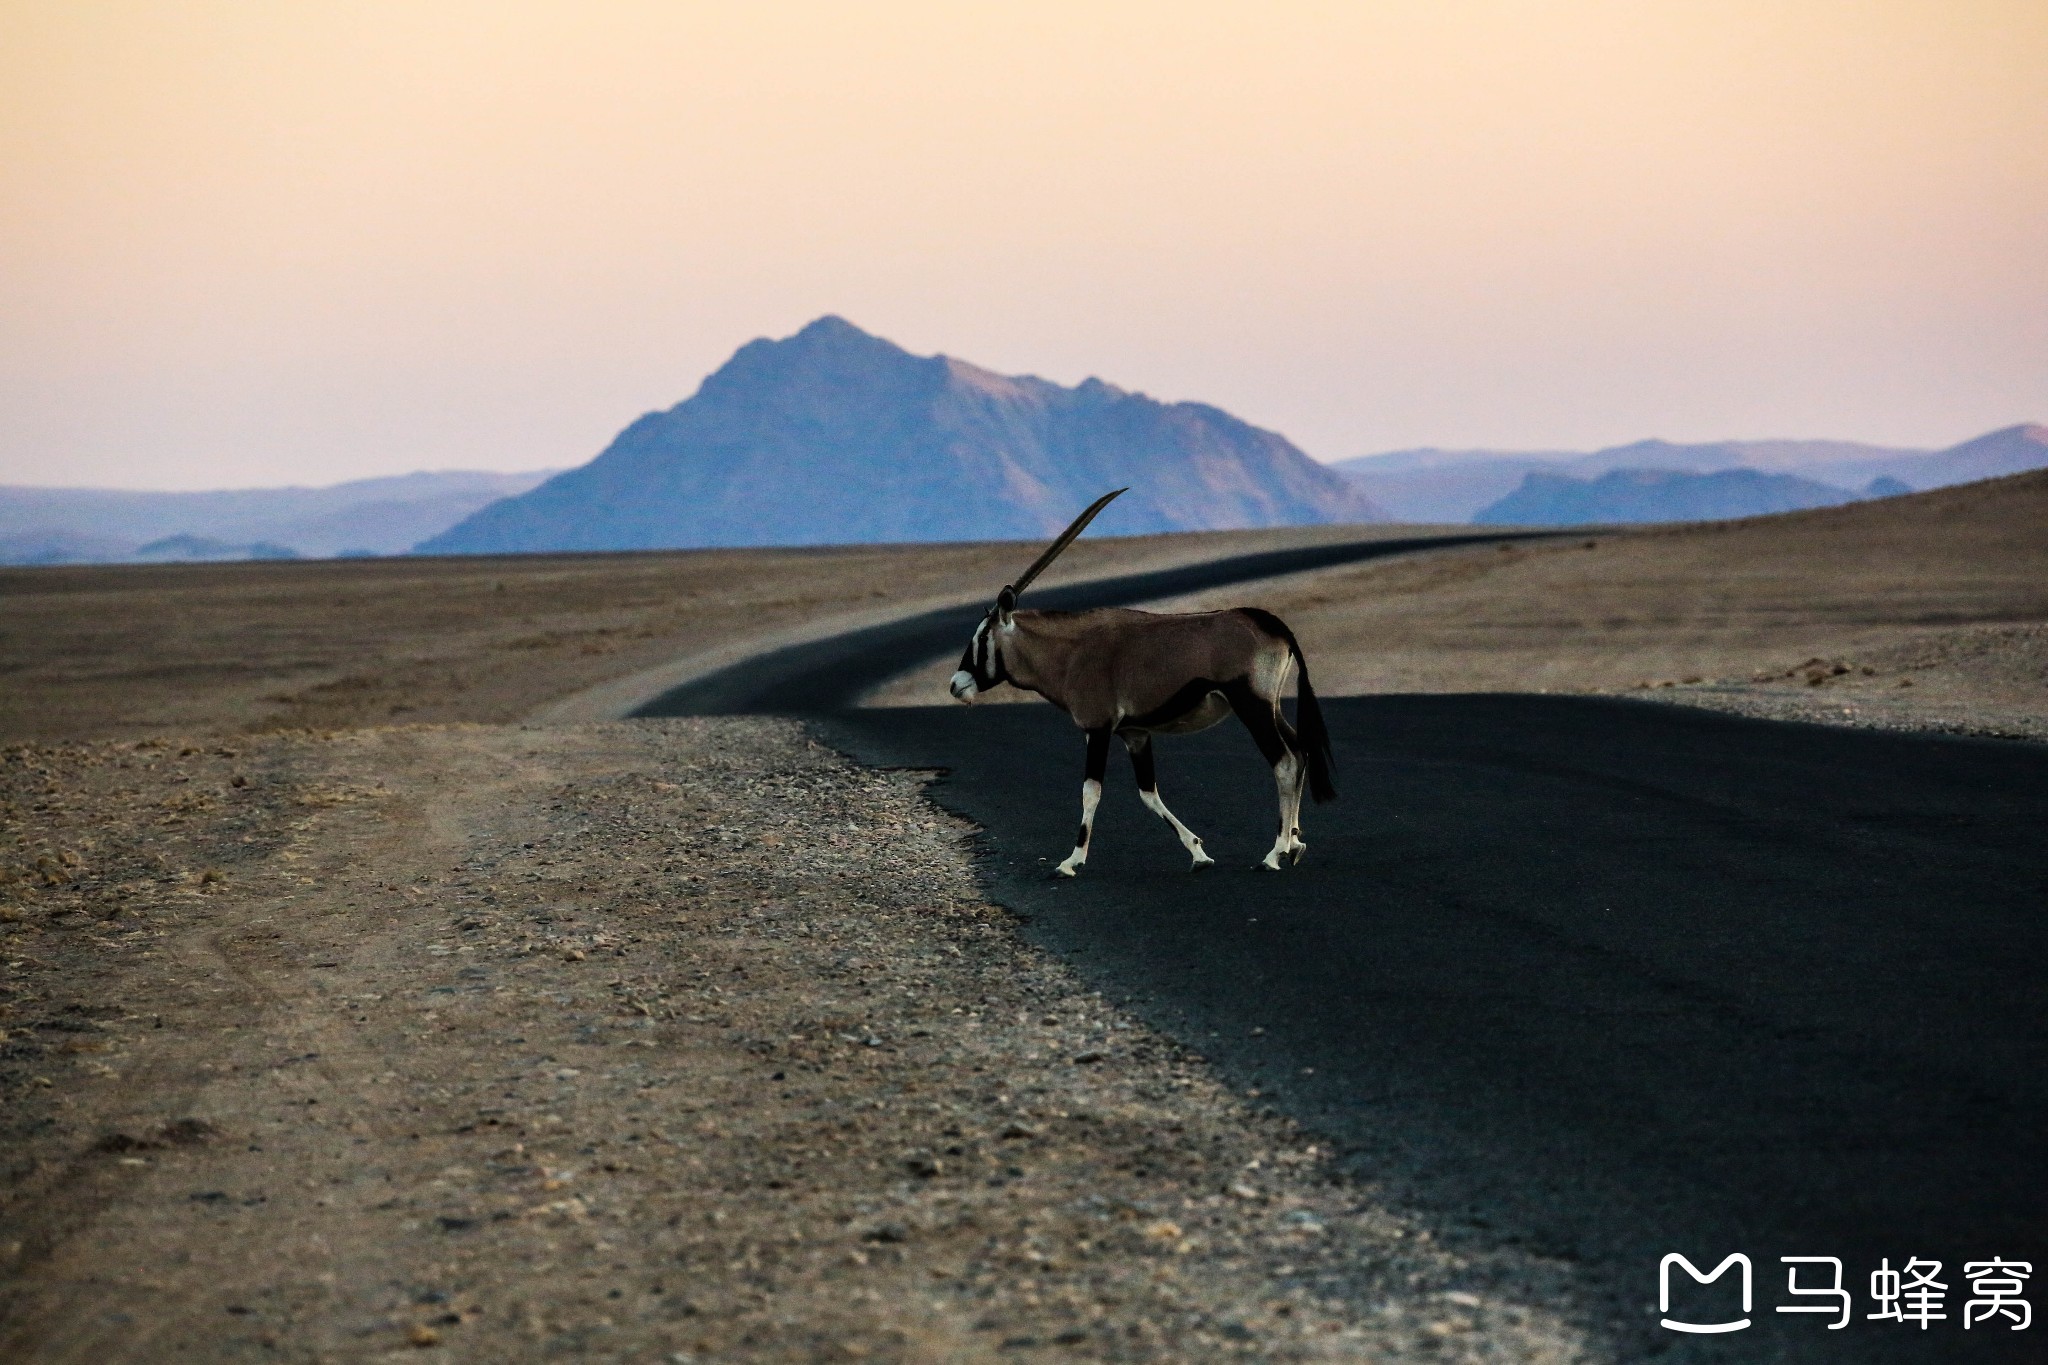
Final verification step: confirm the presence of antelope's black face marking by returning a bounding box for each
[950,610,1006,702]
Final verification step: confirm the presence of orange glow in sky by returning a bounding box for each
[3,1,2043,487]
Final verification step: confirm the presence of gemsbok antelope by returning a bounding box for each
[949,489,1336,875]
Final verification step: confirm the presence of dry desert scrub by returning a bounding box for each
[0,721,1594,1362]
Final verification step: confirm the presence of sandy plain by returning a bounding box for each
[0,524,1427,747]
[2,478,2042,1362]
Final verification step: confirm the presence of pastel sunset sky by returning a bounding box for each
[4,1,2043,488]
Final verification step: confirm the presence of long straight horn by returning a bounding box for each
[1009,487,1127,596]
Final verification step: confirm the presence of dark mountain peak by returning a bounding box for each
[694,317,937,413]
[777,314,919,367]
[416,321,1382,553]
[794,313,869,342]
[727,314,911,367]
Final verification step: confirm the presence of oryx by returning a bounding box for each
[950,489,1336,876]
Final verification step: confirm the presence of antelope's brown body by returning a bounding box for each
[1001,607,1293,735]
[945,487,1336,876]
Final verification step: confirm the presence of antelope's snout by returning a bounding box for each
[949,670,978,702]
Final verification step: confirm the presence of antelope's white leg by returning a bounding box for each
[1055,778,1101,877]
[1056,728,1114,878]
[1124,731,1213,870]
[1283,748,1309,863]
[1139,788,1214,869]
[1223,686,1302,872]
[1260,753,1301,870]
[1271,709,1310,864]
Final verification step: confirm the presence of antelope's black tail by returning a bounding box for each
[1241,608,1337,803]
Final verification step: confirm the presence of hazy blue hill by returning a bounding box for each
[131,534,302,563]
[0,528,134,566]
[1335,427,2044,522]
[1474,467,1864,525]
[1327,453,1570,523]
[1816,423,2048,491]
[1328,440,1920,521]
[1560,437,1926,477]
[417,316,1382,554]
[0,468,556,564]
[1335,447,1583,473]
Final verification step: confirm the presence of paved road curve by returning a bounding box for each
[633,532,1532,715]
[639,542,2048,1363]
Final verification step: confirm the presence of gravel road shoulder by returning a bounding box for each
[2,721,1594,1362]
[1608,620,2048,742]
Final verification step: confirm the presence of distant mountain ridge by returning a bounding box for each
[132,534,302,563]
[418,316,1382,554]
[1335,425,2047,523]
[0,469,557,565]
[1475,467,1870,525]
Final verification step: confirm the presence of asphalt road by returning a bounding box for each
[638,540,2048,1363]
[634,532,1530,716]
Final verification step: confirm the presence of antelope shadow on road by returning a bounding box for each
[818,697,2048,1363]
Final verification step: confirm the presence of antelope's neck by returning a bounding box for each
[1000,613,1067,699]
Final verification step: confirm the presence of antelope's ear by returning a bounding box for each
[996,585,1017,624]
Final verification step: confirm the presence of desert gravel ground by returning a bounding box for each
[5,476,2039,1361]
[1,720,1593,1362]
[0,524,1413,746]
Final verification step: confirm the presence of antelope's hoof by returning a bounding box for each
[1054,864,1080,879]
[1258,855,1285,871]
[1191,855,1217,872]
[1289,844,1306,865]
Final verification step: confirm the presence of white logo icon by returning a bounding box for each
[1661,1253,1753,1334]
